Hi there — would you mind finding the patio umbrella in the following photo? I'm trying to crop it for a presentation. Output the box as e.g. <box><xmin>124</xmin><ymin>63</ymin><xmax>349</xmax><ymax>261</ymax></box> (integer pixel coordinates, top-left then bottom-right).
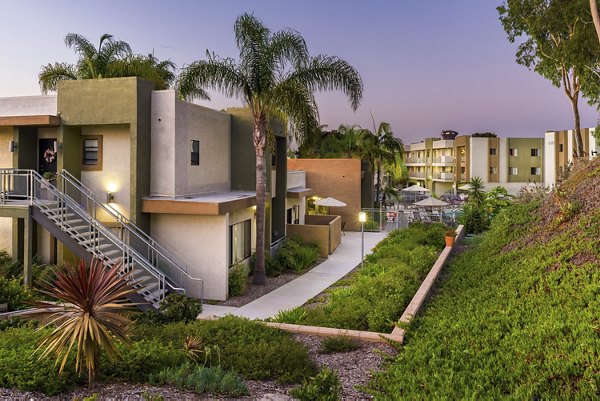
<box><xmin>458</xmin><ymin>183</ymin><xmax>472</xmax><ymax>191</ymax></box>
<box><xmin>402</xmin><ymin>184</ymin><xmax>430</xmax><ymax>192</ymax></box>
<box><xmin>413</xmin><ymin>197</ymin><xmax>449</xmax><ymax>207</ymax></box>
<box><xmin>314</xmin><ymin>196</ymin><xmax>347</xmax><ymax>214</ymax></box>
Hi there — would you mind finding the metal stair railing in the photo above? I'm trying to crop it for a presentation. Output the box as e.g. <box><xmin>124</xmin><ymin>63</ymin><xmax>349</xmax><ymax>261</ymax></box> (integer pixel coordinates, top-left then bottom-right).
<box><xmin>0</xmin><ymin>168</ymin><xmax>168</xmax><ymax>306</ymax></box>
<box><xmin>58</xmin><ymin>169</ymin><xmax>203</xmax><ymax>300</ymax></box>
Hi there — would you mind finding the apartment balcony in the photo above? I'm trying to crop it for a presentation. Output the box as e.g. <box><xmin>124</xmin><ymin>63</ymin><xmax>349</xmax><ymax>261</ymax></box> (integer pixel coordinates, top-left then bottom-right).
<box><xmin>432</xmin><ymin>155</ymin><xmax>455</xmax><ymax>165</ymax></box>
<box><xmin>405</xmin><ymin>157</ymin><xmax>426</xmax><ymax>165</ymax></box>
<box><xmin>408</xmin><ymin>171</ymin><xmax>426</xmax><ymax>179</ymax></box>
<box><xmin>433</xmin><ymin>172</ymin><xmax>454</xmax><ymax>181</ymax></box>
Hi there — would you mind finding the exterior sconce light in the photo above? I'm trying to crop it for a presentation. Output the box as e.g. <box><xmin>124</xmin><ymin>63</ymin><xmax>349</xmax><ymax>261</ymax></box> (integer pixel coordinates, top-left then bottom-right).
<box><xmin>8</xmin><ymin>141</ymin><xmax>16</xmax><ymax>152</ymax></box>
<box><xmin>54</xmin><ymin>141</ymin><xmax>63</xmax><ymax>153</ymax></box>
<box><xmin>358</xmin><ymin>211</ymin><xmax>367</xmax><ymax>223</ymax></box>
<box><xmin>106</xmin><ymin>192</ymin><xmax>114</xmax><ymax>203</ymax></box>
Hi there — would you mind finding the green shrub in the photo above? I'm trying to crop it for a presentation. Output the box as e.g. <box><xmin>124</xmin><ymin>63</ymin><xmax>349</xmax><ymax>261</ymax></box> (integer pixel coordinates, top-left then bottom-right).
<box><xmin>148</xmin><ymin>362</ymin><xmax>248</xmax><ymax>396</ymax></box>
<box><xmin>133</xmin><ymin>316</ymin><xmax>317</xmax><ymax>383</ymax></box>
<box><xmin>0</xmin><ymin>277</ymin><xmax>33</xmax><ymax>311</ymax></box>
<box><xmin>368</xmin><ymin>201</ymin><xmax>600</xmax><ymax>399</ymax></box>
<box><xmin>0</xmin><ymin>317</ymin><xmax>37</xmax><ymax>331</ymax></box>
<box><xmin>277</xmin><ymin>236</ymin><xmax>320</xmax><ymax>273</ymax></box>
<box><xmin>289</xmin><ymin>368</ymin><xmax>342</xmax><ymax>401</ymax></box>
<box><xmin>318</xmin><ymin>336</ymin><xmax>360</xmax><ymax>354</ymax></box>
<box><xmin>271</xmin><ymin>307</ymin><xmax>307</xmax><ymax>324</ymax></box>
<box><xmin>0</xmin><ymin>251</ymin><xmax>22</xmax><ymax>279</ymax></box>
<box><xmin>0</xmin><ymin>327</ymin><xmax>82</xmax><ymax>395</ymax></box>
<box><xmin>134</xmin><ymin>293</ymin><xmax>202</xmax><ymax>325</ymax></box>
<box><xmin>228</xmin><ymin>263</ymin><xmax>249</xmax><ymax>297</ymax></box>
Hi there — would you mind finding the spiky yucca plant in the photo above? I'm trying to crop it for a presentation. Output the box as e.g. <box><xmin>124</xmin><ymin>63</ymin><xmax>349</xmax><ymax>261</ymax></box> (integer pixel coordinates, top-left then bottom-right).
<box><xmin>25</xmin><ymin>258</ymin><xmax>137</xmax><ymax>387</ymax></box>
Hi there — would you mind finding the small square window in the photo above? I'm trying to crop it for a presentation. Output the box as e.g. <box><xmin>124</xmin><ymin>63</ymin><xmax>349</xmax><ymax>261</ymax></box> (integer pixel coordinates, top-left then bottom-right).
<box><xmin>191</xmin><ymin>140</ymin><xmax>199</xmax><ymax>166</ymax></box>
<box><xmin>531</xmin><ymin>148</ymin><xmax>539</xmax><ymax>157</ymax></box>
<box><xmin>82</xmin><ymin>136</ymin><xmax>102</xmax><ymax>171</ymax></box>
<box><xmin>530</xmin><ymin>167</ymin><xmax>540</xmax><ymax>175</ymax></box>
<box><xmin>509</xmin><ymin>167</ymin><xmax>518</xmax><ymax>175</ymax></box>
<box><xmin>489</xmin><ymin>148</ymin><xmax>497</xmax><ymax>156</ymax></box>
<box><xmin>509</xmin><ymin>148</ymin><xmax>518</xmax><ymax>156</ymax></box>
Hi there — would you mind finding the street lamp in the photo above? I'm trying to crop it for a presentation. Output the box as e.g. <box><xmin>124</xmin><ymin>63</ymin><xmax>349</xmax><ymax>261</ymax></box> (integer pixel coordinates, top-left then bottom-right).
<box><xmin>359</xmin><ymin>212</ymin><xmax>367</xmax><ymax>268</ymax></box>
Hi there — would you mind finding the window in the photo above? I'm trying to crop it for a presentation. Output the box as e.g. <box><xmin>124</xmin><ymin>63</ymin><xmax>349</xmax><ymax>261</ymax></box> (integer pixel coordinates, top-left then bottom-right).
<box><xmin>191</xmin><ymin>140</ymin><xmax>199</xmax><ymax>166</ymax></box>
<box><xmin>230</xmin><ymin>219</ymin><xmax>251</xmax><ymax>265</ymax></box>
<box><xmin>509</xmin><ymin>148</ymin><xmax>518</xmax><ymax>156</ymax></box>
<box><xmin>82</xmin><ymin>136</ymin><xmax>102</xmax><ymax>170</ymax></box>
<box><xmin>489</xmin><ymin>167</ymin><xmax>497</xmax><ymax>175</ymax></box>
<box><xmin>531</xmin><ymin>148</ymin><xmax>539</xmax><ymax>157</ymax></box>
<box><xmin>559</xmin><ymin>144</ymin><xmax>564</xmax><ymax>152</ymax></box>
<box><xmin>509</xmin><ymin>167</ymin><xmax>518</xmax><ymax>175</ymax></box>
<box><xmin>489</xmin><ymin>148</ymin><xmax>497</xmax><ymax>156</ymax></box>
<box><xmin>530</xmin><ymin>167</ymin><xmax>541</xmax><ymax>175</ymax></box>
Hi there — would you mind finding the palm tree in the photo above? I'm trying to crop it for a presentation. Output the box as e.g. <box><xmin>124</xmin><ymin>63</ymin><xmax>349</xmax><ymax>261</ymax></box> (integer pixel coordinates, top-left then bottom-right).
<box><xmin>177</xmin><ymin>13</ymin><xmax>363</xmax><ymax>284</ymax></box>
<box><xmin>359</xmin><ymin>121</ymin><xmax>404</xmax><ymax>207</ymax></box>
<box><xmin>39</xmin><ymin>33</ymin><xmax>175</xmax><ymax>92</ymax></box>
<box><xmin>467</xmin><ymin>176</ymin><xmax>486</xmax><ymax>206</ymax></box>
<box><xmin>25</xmin><ymin>258</ymin><xmax>137</xmax><ymax>387</ymax></box>
<box><xmin>381</xmin><ymin>185</ymin><xmax>401</xmax><ymax>207</ymax></box>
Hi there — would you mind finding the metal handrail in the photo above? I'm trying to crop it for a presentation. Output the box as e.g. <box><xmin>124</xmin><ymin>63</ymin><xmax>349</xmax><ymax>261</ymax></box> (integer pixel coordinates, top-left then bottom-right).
<box><xmin>58</xmin><ymin>169</ymin><xmax>202</xmax><ymax>299</ymax></box>
<box><xmin>0</xmin><ymin>168</ymin><xmax>169</xmax><ymax>302</ymax></box>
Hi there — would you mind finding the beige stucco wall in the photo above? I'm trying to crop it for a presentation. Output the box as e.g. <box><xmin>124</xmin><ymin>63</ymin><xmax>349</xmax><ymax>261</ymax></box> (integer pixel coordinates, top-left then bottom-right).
<box><xmin>286</xmin><ymin>223</ymin><xmax>330</xmax><ymax>257</ymax></box>
<box><xmin>0</xmin><ymin>218</ymin><xmax>10</xmax><ymax>254</ymax></box>
<box><xmin>151</xmin><ymin>91</ymin><xmax>231</xmax><ymax>197</ymax></box>
<box><xmin>287</xmin><ymin>158</ymin><xmax>362</xmax><ymax>231</ymax></box>
<box><xmin>0</xmin><ymin>127</ymin><xmax>12</xmax><ymax>168</ymax></box>
<box><xmin>150</xmin><ymin>213</ymin><xmax>228</xmax><ymax>300</ymax></box>
<box><xmin>80</xmin><ymin>125</ymin><xmax>131</xmax><ymax>219</ymax></box>
<box><xmin>36</xmin><ymin>224</ymin><xmax>53</xmax><ymax>264</ymax></box>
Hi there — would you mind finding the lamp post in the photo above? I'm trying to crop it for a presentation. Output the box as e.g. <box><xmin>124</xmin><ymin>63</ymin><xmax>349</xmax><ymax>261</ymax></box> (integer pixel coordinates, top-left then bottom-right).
<box><xmin>359</xmin><ymin>211</ymin><xmax>366</xmax><ymax>268</ymax></box>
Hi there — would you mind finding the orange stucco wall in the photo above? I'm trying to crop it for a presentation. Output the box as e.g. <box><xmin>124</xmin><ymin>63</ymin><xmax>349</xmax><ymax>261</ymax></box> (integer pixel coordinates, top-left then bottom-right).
<box><xmin>288</xmin><ymin>158</ymin><xmax>362</xmax><ymax>231</ymax></box>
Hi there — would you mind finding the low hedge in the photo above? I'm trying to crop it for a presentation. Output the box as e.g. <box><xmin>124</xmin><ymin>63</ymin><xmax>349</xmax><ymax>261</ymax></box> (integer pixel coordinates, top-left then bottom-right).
<box><xmin>273</xmin><ymin>223</ymin><xmax>447</xmax><ymax>332</ymax></box>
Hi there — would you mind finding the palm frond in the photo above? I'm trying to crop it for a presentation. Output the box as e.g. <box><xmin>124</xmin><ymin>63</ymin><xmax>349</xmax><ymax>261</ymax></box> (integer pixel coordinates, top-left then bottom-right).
<box><xmin>177</xmin><ymin>58</ymin><xmax>247</xmax><ymax>101</ymax></box>
<box><xmin>286</xmin><ymin>55</ymin><xmax>363</xmax><ymax>110</ymax></box>
<box><xmin>268</xmin><ymin>79</ymin><xmax>319</xmax><ymax>143</ymax></box>
<box><xmin>38</xmin><ymin>62</ymin><xmax>78</xmax><ymax>93</ymax></box>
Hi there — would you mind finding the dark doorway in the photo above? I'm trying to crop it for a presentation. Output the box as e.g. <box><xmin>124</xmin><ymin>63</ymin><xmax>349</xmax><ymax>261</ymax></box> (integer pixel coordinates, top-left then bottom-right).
<box><xmin>39</xmin><ymin>138</ymin><xmax>57</xmax><ymax>175</ymax></box>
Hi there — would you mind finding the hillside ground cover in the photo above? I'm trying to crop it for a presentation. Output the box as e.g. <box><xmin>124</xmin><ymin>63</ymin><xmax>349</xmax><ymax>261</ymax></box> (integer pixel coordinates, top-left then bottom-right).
<box><xmin>368</xmin><ymin>159</ymin><xmax>600</xmax><ymax>399</ymax></box>
<box><xmin>273</xmin><ymin>223</ymin><xmax>447</xmax><ymax>332</ymax></box>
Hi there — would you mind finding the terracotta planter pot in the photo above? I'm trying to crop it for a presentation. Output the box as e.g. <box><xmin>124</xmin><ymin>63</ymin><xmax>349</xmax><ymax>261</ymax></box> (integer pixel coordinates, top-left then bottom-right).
<box><xmin>444</xmin><ymin>236</ymin><xmax>455</xmax><ymax>247</ymax></box>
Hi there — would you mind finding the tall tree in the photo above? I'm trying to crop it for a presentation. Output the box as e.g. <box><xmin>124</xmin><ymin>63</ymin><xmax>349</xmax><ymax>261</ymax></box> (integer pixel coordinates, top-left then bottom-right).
<box><xmin>177</xmin><ymin>13</ymin><xmax>362</xmax><ymax>285</ymax></box>
<box><xmin>498</xmin><ymin>0</ymin><xmax>600</xmax><ymax>157</ymax></box>
<box><xmin>591</xmin><ymin>0</ymin><xmax>600</xmax><ymax>44</ymax></box>
<box><xmin>39</xmin><ymin>33</ymin><xmax>175</xmax><ymax>92</ymax></box>
<box><xmin>359</xmin><ymin>122</ymin><xmax>404</xmax><ymax>207</ymax></box>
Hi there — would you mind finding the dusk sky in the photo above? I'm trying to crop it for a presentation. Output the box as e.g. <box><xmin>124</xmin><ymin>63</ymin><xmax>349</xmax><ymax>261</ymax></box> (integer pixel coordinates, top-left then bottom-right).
<box><xmin>1</xmin><ymin>0</ymin><xmax>598</xmax><ymax>143</ymax></box>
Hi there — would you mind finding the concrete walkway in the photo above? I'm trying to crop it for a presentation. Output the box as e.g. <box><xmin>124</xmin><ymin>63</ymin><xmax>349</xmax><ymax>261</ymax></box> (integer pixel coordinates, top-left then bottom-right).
<box><xmin>200</xmin><ymin>230</ymin><xmax>387</xmax><ymax>320</ymax></box>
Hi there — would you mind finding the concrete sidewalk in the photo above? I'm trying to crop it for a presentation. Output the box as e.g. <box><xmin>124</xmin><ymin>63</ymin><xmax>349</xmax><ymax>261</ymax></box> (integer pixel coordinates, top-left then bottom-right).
<box><xmin>200</xmin><ymin>230</ymin><xmax>387</xmax><ymax>320</ymax></box>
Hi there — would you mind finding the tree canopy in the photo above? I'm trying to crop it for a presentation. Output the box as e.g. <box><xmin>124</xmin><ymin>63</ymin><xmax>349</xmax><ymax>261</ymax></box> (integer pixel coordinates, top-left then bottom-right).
<box><xmin>498</xmin><ymin>0</ymin><xmax>600</xmax><ymax>156</ymax></box>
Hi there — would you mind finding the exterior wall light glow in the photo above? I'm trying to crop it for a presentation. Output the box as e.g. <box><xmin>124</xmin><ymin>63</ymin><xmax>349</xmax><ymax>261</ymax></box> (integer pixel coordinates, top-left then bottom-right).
<box><xmin>106</xmin><ymin>192</ymin><xmax>114</xmax><ymax>203</ymax></box>
<box><xmin>358</xmin><ymin>212</ymin><xmax>367</xmax><ymax>223</ymax></box>
<box><xmin>106</xmin><ymin>183</ymin><xmax>117</xmax><ymax>203</ymax></box>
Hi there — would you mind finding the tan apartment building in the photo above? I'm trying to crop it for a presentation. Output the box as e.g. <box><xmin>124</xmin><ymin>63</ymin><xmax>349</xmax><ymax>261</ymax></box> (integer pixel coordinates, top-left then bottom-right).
<box><xmin>544</xmin><ymin>128</ymin><xmax>598</xmax><ymax>187</ymax></box>
<box><xmin>405</xmin><ymin>134</ymin><xmax>544</xmax><ymax>196</ymax></box>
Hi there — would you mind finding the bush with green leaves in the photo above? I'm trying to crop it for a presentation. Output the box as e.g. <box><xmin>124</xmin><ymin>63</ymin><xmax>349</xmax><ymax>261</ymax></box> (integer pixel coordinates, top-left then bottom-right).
<box><xmin>228</xmin><ymin>263</ymin><xmax>249</xmax><ymax>297</ymax></box>
<box><xmin>368</xmin><ymin>200</ymin><xmax>600</xmax><ymax>399</ymax></box>
<box><xmin>0</xmin><ymin>327</ymin><xmax>82</xmax><ymax>395</ymax></box>
<box><xmin>318</xmin><ymin>336</ymin><xmax>360</xmax><ymax>354</ymax></box>
<box><xmin>148</xmin><ymin>362</ymin><xmax>248</xmax><ymax>396</ymax></box>
<box><xmin>277</xmin><ymin>236</ymin><xmax>320</xmax><ymax>273</ymax></box>
<box><xmin>0</xmin><ymin>276</ymin><xmax>33</xmax><ymax>311</ymax></box>
<box><xmin>289</xmin><ymin>368</ymin><xmax>342</xmax><ymax>401</ymax></box>
<box><xmin>135</xmin><ymin>293</ymin><xmax>203</xmax><ymax>324</ymax></box>
<box><xmin>133</xmin><ymin>316</ymin><xmax>317</xmax><ymax>383</ymax></box>
<box><xmin>274</xmin><ymin>223</ymin><xmax>446</xmax><ymax>332</ymax></box>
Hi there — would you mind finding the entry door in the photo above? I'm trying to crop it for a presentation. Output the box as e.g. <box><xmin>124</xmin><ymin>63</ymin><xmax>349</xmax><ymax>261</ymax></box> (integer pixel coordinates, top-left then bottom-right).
<box><xmin>39</xmin><ymin>138</ymin><xmax>57</xmax><ymax>175</ymax></box>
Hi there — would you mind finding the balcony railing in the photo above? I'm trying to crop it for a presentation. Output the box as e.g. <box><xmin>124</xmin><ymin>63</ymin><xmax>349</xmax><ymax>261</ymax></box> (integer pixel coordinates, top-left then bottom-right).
<box><xmin>433</xmin><ymin>156</ymin><xmax>455</xmax><ymax>164</ymax></box>
<box><xmin>408</xmin><ymin>171</ymin><xmax>426</xmax><ymax>178</ymax></box>
<box><xmin>405</xmin><ymin>158</ymin><xmax>426</xmax><ymax>164</ymax></box>
<box><xmin>434</xmin><ymin>172</ymin><xmax>455</xmax><ymax>181</ymax></box>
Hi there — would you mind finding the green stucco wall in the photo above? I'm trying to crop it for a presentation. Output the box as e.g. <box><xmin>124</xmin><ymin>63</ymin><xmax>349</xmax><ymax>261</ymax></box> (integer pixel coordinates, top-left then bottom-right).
<box><xmin>507</xmin><ymin>138</ymin><xmax>544</xmax><ymax>183</ymax></box>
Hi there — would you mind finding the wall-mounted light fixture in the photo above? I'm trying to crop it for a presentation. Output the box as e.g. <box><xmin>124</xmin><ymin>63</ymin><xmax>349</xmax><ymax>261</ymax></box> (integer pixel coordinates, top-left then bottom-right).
<box><xmin>53</xmin><ymin>141</ymin><xmax>63</xmax><ymax>153</ymax></box>
<box><xmin>106</xmin><ymin>183</ymin><xmax>117</xmax><ymax>204</ymax></box>
<box><xmin>106</xmin><ymin>192</ymin><xmax>114</xmax><ymax>203</ymax></box>
<box><xmin>592</xmin><ymin>150</ymin><xmax>598</xmax><ymax>157</ymax></box>
<box><xmin>8</xmin><ymin>141</ymin><xmax>16</xmax><ymax>152</ymax></box>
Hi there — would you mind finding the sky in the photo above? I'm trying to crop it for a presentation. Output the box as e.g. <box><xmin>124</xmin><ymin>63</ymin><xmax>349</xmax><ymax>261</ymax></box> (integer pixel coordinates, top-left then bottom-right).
<box><xmin>0</xmin><ymin>0</ymin><xmax>598</xmax><ymax>143</ymax></box>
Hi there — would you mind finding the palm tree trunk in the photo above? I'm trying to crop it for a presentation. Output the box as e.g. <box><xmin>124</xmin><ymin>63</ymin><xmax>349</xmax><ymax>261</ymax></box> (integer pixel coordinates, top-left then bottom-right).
<box><xmin>253</xmin><ymin>115</ymin><xmax>267</xmax><ymax>285</ymax></box>
<box><xmin>375</xmin><ymin>160</ymin><xmax>382</xmax><ymax>207</ymax></box>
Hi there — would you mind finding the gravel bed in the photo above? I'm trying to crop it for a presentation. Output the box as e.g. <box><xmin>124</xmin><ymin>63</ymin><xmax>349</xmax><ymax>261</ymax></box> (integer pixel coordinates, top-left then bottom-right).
<box><xmin>0</xmin><ymin>335</ymin><xmax>395</xmax><ymax>400</ymax></box>
<box><xmin>217</xmin><ymin>273</ymin><xmax>300</xmax><ymax>307</ymax></box>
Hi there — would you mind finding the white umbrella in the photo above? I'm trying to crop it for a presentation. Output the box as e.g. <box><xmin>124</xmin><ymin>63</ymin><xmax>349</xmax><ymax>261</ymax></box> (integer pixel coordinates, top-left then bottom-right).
<box><xmin>314</xmin><ymin>197</ymin><xmax>347</xmax><ymax>207</ymax></box>
<box><xmin>414</xmin><ymin>197</ymin><xmax>449</xmax><ymax>207</ymax></box>
<box><xmin>402</xmin><ymin>184</ymin><xmax>430</xmax><ymax>192</ymax></box>
<box><xmin>458</xmin><ymin>184</ymin><xmax>472</xmax><ymax>191</ymax></box>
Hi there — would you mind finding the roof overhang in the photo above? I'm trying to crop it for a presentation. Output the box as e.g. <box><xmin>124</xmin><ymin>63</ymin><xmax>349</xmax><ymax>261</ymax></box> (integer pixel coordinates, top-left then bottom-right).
<box><xmin>0</xmin><ymin>115</ymin><xmax>61</xmax><ymax>127</ymax></box>
<box><xmin>286</xmin><ymin>186</ymin><xmax>314</xmax><ymax>198</ymax></box>
<box><xmin>142</xmin><ymin>191</ymin><xmax>257</xmax><ymax>215</ymax></box>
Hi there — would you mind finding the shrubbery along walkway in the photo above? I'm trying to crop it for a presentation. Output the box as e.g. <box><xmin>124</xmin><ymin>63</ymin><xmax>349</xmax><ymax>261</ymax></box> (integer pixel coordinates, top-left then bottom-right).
<box><xmin>200</xmin><ymin>231</ymin><xmax>387</xmax><ymax>320</ymax></box>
